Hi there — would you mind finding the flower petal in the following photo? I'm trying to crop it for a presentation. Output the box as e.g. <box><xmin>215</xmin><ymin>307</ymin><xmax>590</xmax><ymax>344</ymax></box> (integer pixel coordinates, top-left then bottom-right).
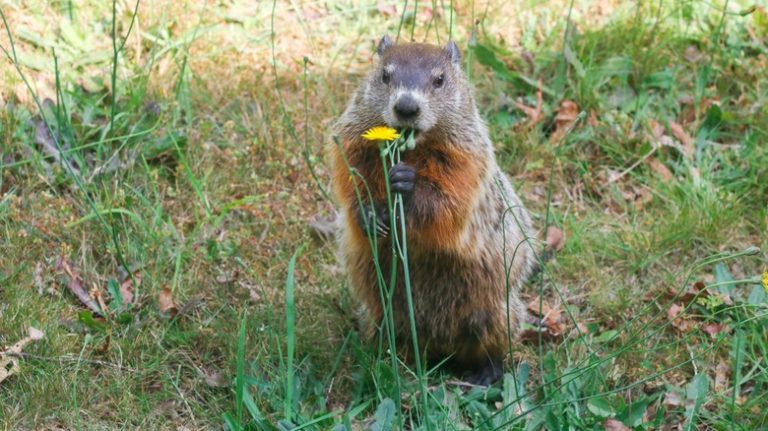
<box><xmin>362</xmin><ymin>126</ymin><xmax>400</xmax><ymax>141</ymax></box>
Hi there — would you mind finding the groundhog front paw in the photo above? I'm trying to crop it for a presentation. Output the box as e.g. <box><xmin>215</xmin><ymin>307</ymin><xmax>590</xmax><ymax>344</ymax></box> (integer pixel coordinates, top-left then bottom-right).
<box><xmin>357</xmin><ymin>203</ymin><xmax>390</xmax><ymax>238</ymax></box>
<box><xmin>389</xmin><ymin>162</ymin><xmax>416</xmax><ymax>196</ymax></box>
<box><xmin>462</xmin><ymin>357</ymin><xmax>503</xmax><ymax>387</ymax></box>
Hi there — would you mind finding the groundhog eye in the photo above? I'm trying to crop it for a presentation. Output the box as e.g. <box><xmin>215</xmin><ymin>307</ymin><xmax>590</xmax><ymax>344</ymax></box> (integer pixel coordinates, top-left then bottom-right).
<box><xmin>433</xmin><ymin>73</ymin><xmax>445</xmax><ymax>88</ymax></box>
<box><xmin>381</xmin><ymin>70</ymin><xmax>391</xmax><ymax>84</ymax></box>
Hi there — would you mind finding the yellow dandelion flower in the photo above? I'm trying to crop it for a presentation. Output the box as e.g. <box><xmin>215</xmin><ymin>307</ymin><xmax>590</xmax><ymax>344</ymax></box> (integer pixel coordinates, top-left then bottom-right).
<box><xmin>362</xmin><ymin>126</ymin><xmax>400</xmax><ymax>142</ymax></box>
<box><xmin>763</xmin><ymin>271</ymin><xmax>768</xmax><ymax>294</ymax></box>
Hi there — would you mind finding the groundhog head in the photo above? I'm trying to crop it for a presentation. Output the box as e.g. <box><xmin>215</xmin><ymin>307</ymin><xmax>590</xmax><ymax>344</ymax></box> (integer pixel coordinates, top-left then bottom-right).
<box><xmin>363</xmin><ymin>35</ymin><xmax>464</xmax><ymax>134</ymax></box>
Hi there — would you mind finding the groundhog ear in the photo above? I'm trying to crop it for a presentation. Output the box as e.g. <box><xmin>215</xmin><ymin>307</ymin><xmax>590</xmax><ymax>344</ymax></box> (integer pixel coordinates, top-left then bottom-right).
<box><xmin>377</xmin><ymin>35</ymin><xmax>393</xmax><ymax>56</ymax></box>
<box><xmin>445</xmin><ymin>41</ymin><xmax>461</xmax><ymax>67</ymax></box>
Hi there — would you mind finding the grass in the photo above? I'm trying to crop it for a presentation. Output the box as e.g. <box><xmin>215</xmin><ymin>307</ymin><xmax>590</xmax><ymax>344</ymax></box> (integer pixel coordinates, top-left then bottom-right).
<box><xmin>1</xmin><ymin>0</ymin><xmax>767</xmax><ymax>429</ymax></box>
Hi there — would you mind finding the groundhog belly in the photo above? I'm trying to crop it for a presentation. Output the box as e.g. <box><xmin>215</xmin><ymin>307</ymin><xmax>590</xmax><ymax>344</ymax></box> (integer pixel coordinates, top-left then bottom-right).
<box><xmin>382</xmin><ymin>246</ymin><xmax>518</xmax><ymax>364</ymax></box>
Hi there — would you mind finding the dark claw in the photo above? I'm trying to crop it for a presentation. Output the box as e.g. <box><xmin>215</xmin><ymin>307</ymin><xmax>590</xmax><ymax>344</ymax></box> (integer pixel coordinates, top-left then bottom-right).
<box><xmin>463</xmin><ymin>357</ymin><xmax>503</xmax><ymax>387</ymax></box>
<box><xmin>357</xmin><ymin>204</ymin><xmax>390</xmax><ymax>238</ymax></box>
<box><xmin>389</xmin><ymin>162</ymin><xmax>416</xmax><ymax>195</ymax></box>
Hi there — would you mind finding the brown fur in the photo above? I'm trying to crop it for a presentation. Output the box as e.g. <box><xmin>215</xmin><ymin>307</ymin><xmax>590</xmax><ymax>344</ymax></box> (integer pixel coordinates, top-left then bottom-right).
<box><xmin>329</xmin><ymin>39</ymin><xmax>536</xmax><ymax>377</ymax></box>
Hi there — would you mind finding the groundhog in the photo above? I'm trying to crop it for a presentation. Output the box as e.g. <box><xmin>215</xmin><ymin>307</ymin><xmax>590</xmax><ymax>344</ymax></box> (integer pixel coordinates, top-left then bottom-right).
<box><xmin>329</xmin><ymin>35</ymin><xmax>536</xmax><ymax>385</ymax></box>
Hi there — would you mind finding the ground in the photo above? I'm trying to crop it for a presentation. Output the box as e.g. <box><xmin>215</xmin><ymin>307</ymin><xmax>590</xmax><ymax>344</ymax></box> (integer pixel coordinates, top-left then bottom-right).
<box><xmin>1</xmin><ymin>0</ymin><xmax>767</xmax><ymax>430</ymax></box>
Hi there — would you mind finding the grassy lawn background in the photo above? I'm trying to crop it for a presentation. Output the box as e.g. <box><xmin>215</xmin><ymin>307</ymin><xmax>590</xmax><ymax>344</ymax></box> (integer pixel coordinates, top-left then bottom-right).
<box><xmin>1</xmin><ymin>0</ymin><xmax>766</xmax><ymax>429</ymax></box>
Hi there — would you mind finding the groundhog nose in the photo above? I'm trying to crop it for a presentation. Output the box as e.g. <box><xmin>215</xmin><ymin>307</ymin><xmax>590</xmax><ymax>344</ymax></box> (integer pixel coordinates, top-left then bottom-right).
<box><xmin>394</xmin><ymin>95</ymin><xmax>420</xmax><ymax>121</ymax></box>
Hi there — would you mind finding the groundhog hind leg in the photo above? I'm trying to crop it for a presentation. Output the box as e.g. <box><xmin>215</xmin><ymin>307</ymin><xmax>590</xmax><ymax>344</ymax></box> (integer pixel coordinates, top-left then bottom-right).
<box><xmin>453</xmin><ymin>309</ymin><xmax>506</xmax><ymax>386</ymax></box>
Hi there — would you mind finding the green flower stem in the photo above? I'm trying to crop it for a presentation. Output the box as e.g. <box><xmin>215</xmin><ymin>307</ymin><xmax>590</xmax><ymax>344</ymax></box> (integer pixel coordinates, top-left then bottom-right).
<box><xmin>380</xmin><ymin>130</ymin><xmax>430</xmax><ymax>430</ymax></box>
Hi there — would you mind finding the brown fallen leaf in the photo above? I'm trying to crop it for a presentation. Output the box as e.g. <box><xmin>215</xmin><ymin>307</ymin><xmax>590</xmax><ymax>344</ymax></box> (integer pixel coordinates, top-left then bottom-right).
<box><xmin>56</xmin><ymin>257</ymin><xmax>103</xmax><ymax>315</ymax></box>
<box><xmin>648</xmin><ymin>119</ymin><xmax>665</xmax><ymax>140</ymax></box>
<box><xmin>612</xmin><ymin>183</ymin><xmax>653</xmax><ymax>210</ymax></box>
<box><xmin>527</xmin><ymin>298</ymin><xmax>554</xmax><ymax>316</ymax></box>
<box><xmin>204</xmin><ymin>370</ymin><xmax>230</xmax><ymax>388</ymax></box>
<box><xmin>0</xmin><ymin>327</ymin><xmax>45</xmax><ymax>384</ymax></box>
<box><xmin>158</xmin><ymin>287</ymin><xmax>178</xmax><ymax>315</ymax></box>
<box><xmin>91</xmin><ymin>286</ymin><xmax>108</xmax><ymax>314</ymax></box>
<box><xmin>669</xmin><ymin>121</ymin><xmax>694</xmax><ymax>158</ymax></box>
<box><xmin>665</xmin><ymin>280</ymin><xmax>710</xmax><ymax>304</ymax></box>
<box><xmin>216</xmin><ymin>270</ymin><xmax>239</xmax><ymax>285</ymax></box>
<box><xmin>34</xmin><ymin>119</ymin><xmax>80</xmax><ymax>175</ymax></box>
<box><xmin>664</xmin><ymin>390</ymin><xmax>683</xmax><ymax>407</ymax></box>
<box><xmin>116</xmin><ymin>270</ymin><xmax>141</xmax><ymax>309</ymax></box>
<box><xmin>33</xmin><ymin>262</ymin><xmax>45</xmax><ymax>296</ymax></box>
<box><xmin>648</xmin><ymin>158</ymin><xmax>674</xmax><ymax>181</ymax></box>
<box><xmin>701</xmin><ymin>323</ymin><xmax>727</xmax><ymax>338</ymax></box>
<box><xmin>550</xmin><ymin>100</ymin><xmax>580</xmax><ymax>142</ymax></box>
<box><xmin>521</xmin><ymin>52</ymin><xmax>535</xmax><ymax>74</ymax></box>
<box><xmin>515</xmin><ymin>80</ymin><xmax>544</xmax><ymax>129</ymax></box>
<box><xmin>604</xmin><ymin>419</ymin><xmax>630</xmax><ymax>431</ymax></box>
<box><xmin>376</xmin><ymin>1</ymin><xmax>397</xmax><ymax>17</ymax></box>
<box><xmin>418</xmin><ymin>5</ymin><xmax>435</xmax><ymax>21</ymax></box>
<box><xmin>525</xmin><ymin>299</ymin><xmax>567</xmax><ymax>337</ymax></box>
<box><xmin>28</xmin><ymin>327</ymin><xmax>45</xmax><ymax>340</ymax></box>
<box><xmin>588</xmin><ymin>110</ymin><xmax>599</xmax><ymax>127</ymax></box>
<box><xmin>667</xmin><ymin>303</ymin><xmax>694</xmax><ymax>332</ymax></box>
<box><xmin>544</xmin><ymin>313</ymin><xmax>566</xmax><ymax>336</ymax></box>
<box><xmin>240</xmin><ymin>281</ymin><xmax>262</xmax><ymax>303</ymax></box>
<box><xmin>575</xmin><ymin>322</ymin><xmax>589</xmax><ymax>334</ymax></box>
<box><xmin>546</xmin><ymin>226</ymin><xmax>565</xmax><ymax>252</ymax></box>
<box><xmin>667</xmin><ymin>303</ymin><xmax>682</xmax><ymax>320</ymax></box>
<box><xmin>714</xmin><ymin>361</ymin><xmax>730</xmax><ymax>392</ymax></box>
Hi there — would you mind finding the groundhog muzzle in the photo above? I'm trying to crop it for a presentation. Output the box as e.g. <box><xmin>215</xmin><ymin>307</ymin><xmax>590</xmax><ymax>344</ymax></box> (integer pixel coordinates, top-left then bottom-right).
<box><xmin>330</xmin><ymin>35</ymin><xmax>536</xmax><ymax>385</ymax></box>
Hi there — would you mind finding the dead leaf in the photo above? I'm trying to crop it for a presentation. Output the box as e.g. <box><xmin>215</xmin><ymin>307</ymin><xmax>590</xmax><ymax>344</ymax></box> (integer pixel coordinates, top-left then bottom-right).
<box><xmin>56</xmin><ymin>257</ymin><xmax>103</xmax><ymax>315</ymax></box>
<box><xmin>588</xmin><ymin>110</ymin><xmax>599</xmax><ymax>127</ymax></box>
<box><xmin>376</xmin><ymin>1</ymin><xmax>397</xmax><ymax>17</ymax></box>
<box><xmin>667</xmin><ymin>303</ymin><xmax>694</xmax><ymax>332</ymax></box>
<box><xmin>576</xmin><ymin>322</ymin><xmax>589</xmax><ymax>334</ymax></box>
<box><xmin>240</xmin><ymin>281</ymin><xmax>262</xmax><ymax>303</ymax></box>
<box><xmin>684</xmin><ymin>45</ymin><xmax>702</xmax><ymax>63</ymax></box>
<box><xmin>204</xmin><ymin>370</ymin><xmax>230</xmax><ymax>388</ymax></box>
<box><xmin>669</xmin><ymin>122</ymin><xmax>694</xmax><ymax>158</ymax></box>
<box><xmin>418</xmin><ymin>5</ymin><xmax>435</xmax><ymax>21</ymax></box>
<box><xmin>525</xmin><ymin>299</ymin><xmax>567</xmax><ymax>337</ymax></box>
<box><xmin>665</xmin><ymin>280</ymin><xmax>710</xmax><ymax>304</ymax></box>
<box><xmin>91</xmin><ymin>286</ymin><xmax>108</xmax><ymax>314</ymax></box>
<box><xmin>515</xmin><ymin>81</ymin><xmax>543</xmax><ymax>128</ymax></box>
<box><xmin>546</xmin><ymin>226</ymin><xmax>565</xmax><ymax>252</ymax></box>
<box><xmin>28</xmin><ymin>326</ymin><xmax>45</xmax><ymax>340</ymax></box>
<box><xmin>527</xmin><ymin>299</ymin><xmax>554</xmax><ymax>316</ymax></box>
<box><xmin>714</xmin><ymin>362</ymin><xmax>729</xmax><ymax>392</ymax></box>
<box><xmin>648</xmin><ymin>119</ymin><xmax>665</xmax><ymax>140</ymax></box>
<box><xmin>646</xmin><ymin>119</ymin><xmax>677</xmax><ymax>151</ymax></box>
<box><xmin>550</xmin><ymin>100</ymin><xmax>580</xmax><ymax>142</ymax></box>
<box><xmin>0</xmin><ymin>327</ymin><xmax>45</xmax><ymax>384</ymax></box>
<box><xmin>664</xmin><ymin>390</ymin><xmax>683</xmax><ymax>407</ymax></box>
<box><xmin>521</xmin><ymin>52</ymin><xmax>535</xmax><ymax>73</ymax></box>
<box><xmin>119</xmin><ymin>272</ymin><xmax>139</xmax><ymax>308</ymax></box>
<box><xmin>604</xmin><ymin>419</ymin><xmax>630</xmax><ymax>431</ymax></box>
<box><xmin>34</xmin><ymin>119</ymin><xmax>80</xmax><ymax>175</ymax></box>
<box><xmin>158</xmin><ymin>287</ymin><xmax>177</xmax><ymax>315</ymax></box>
<box><xmin>667</xmin><ymin>303</ymin><xmax>682</xmax><ymax>320</ymax></box>
<box><xmin>33</xmin><ymin>262</ymin><xmax>45</xmax><ymax>296</ymax></box>
<box><xmin>618</xmin><ymin>185</ymin><xmax>653</xmax><ymax>210</ymax></box>
<box><xmin>215</xmin><ymin>270</ymin><xmax>238</xmax><ymax>285</ymax></box>
<box><xmin>701</xmin><ymin>323</ymin><xmax>727</xmax><ymax>338</ymax></box>
<box><xmin>648</xmin><ymin>158</ymin><xmax>673</xmax><ymax>181</ymax></box>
